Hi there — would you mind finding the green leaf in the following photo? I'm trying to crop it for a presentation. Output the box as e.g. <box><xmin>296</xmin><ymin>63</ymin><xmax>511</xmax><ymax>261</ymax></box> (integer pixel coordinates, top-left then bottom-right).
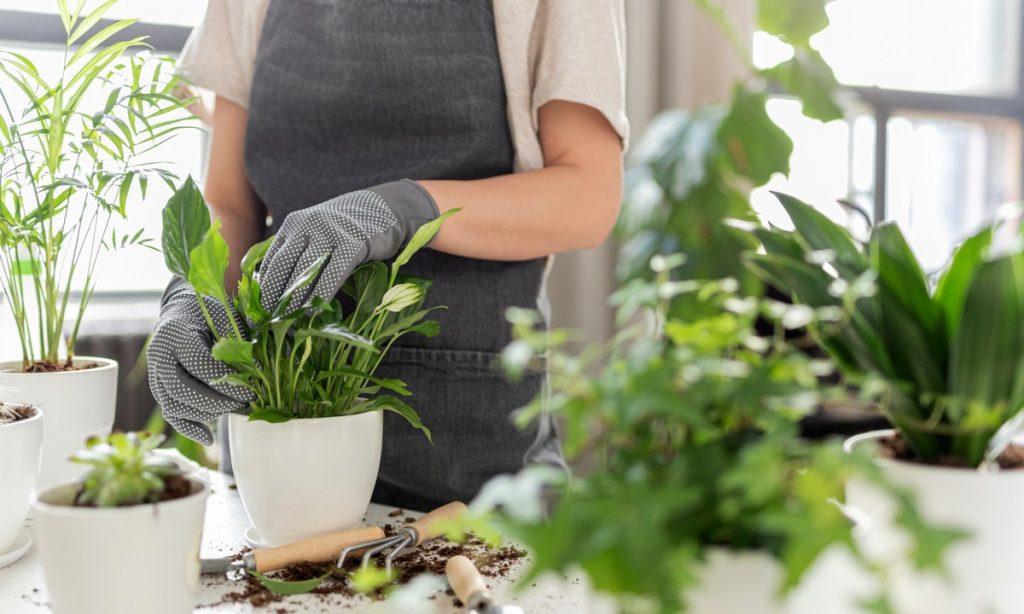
<box><xmin>315</xmin><ymin>366</ymin><xmax>412</xmax><ymax>396</ymax></box>
<box><xmin>161</xmin><ymin>177</ymin><xmax>211</xmax><ymax>280</ymax></box>
<box><xmin>950</xmin><ymin>254</ymin><xmax>1024</xmax><ymax>412</ymax></box>
<box><xmin>248</xmin><ymin>410</ymin><xmax>294</xmax><ymax>424</ymax></box>
<box><xmin>211</xmin><ymin>338</ymin><xmax>254</xmax><ymax>367</ymax></box>
<box><xmin>717</xmin><ymin>85</ymin><xmax>793</xmax><ymax>185</ymax></box>
<box><xmin>349</xmin><ymin>565</ymin><xmax>393</xmax><ymax>594</ymax></box>
<box><xmin>241</xmin><ymin>235</ymin><xmax>274</xmax><ymax>279</ymax></box>
<box><xmin>271</xmin><ymin>254</ymin><xmax>328</xmax><ymax>318</ymax></box>
<box><xmin>757</xmin><ymin>0</ymin><xmax>830</xmax><ymax>47</ymax></box>
<box><xmin>250</xmin><ymin>571</ymin><xmax>329</xmax><ymax>595</ymax></box>
<box><xmin>391</xmin><ymin>208</ymin><xmax>460</xmax><ymax>279</ymax></box>
<box><xmin>765</xmin><ymin>49</ymin><xmax>844</xmax><ymax>122</ymax></box>
<box><xmin>67</xmin><ymin>0</ymin><xmax>119</xmax><ymax>45</ymax></box>
<box><xmin>352</xmin><ymin>395</ymin><xmax>431</xmax><ymax>443</ymax></box>
<box><xmin>295</xmin><ymin>324</ymin><xmax>378</xmax><ymax>352</ymax></box>
<box><xmin>773</xmin><ymin>191</ymin><xmax>867</xmax><ymax>277</ymax></box>
<box><xmin>346</xmin><ymin>261</ymin><xmax>390</xmax><ymax>324</ymax></box>
<box><xmin>187</xmin><ymin>220</ymin><xmax>229</xmax><ymax>302</ymax></box>
<box><xmin>68</xmin><ymin>18</ymin><xmax>137</xmax><ymax>67</ymax></box>
<box><xmin>935</xmin><ymin>227</ymin><xmax>992</xmax><ymax>341</ymax></box>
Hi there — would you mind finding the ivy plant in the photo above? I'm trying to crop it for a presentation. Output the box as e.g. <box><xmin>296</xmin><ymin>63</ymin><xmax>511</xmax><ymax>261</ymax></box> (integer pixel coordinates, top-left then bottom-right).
<box><xmin>744</xmin><ymin>192</ymin><xmax>1024</xmax><ymax>468</ymax></box>
<box><xmin>0</xmin><ymin>0</ymin><xmax>192</xmax><ymax>369</ymax></box>
<box><xmin>71</xmin><ymin>431</ymin><xmax>184</xmax><ymax>508</ymax></box>
<box><xmin>487</xmin><ymin>256</ymin><xmax>964</xmax><ymax>613</ymax></box>
<box><xmin>616</xmin><ymin>0</ymin><xmax>844</xmax><ymax>320</ymax></box>
<box><xmin>160</xmin><ymin>178</ymin><xmax>455</xmax><ymax>439</ymax></box>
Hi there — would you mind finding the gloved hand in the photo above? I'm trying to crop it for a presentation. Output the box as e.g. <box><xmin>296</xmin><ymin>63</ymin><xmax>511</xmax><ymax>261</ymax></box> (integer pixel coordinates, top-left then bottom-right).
<box><xmin>147</xmin><ymin>279</ymin><xmax>255</xmax><ymax>444</ymax></box>
<box><xmin>258</xmin><ymin>179</ymin><xmax>439</xmax><ymax>313</ymax></box>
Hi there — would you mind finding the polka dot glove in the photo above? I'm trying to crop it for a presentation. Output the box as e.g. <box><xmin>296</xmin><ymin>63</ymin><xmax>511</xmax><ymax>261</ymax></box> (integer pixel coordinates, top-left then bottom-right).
<box><xmin>258</xmin><ymin>179</ymin><xmax>439</xmax><ymax>313</ymax></box>
<box><xmin>147</xmin><ymin>278</ymin><xmax>256</xmax><ymax>445</ymax></box>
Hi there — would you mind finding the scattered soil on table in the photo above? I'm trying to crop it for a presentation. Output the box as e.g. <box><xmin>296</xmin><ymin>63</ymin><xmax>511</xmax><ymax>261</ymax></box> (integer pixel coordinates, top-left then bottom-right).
<box><xmin>211</xmin><ymin>533</ymin><xmax>527</xmax><ymax>610</ymax></box>
<box><xmin>387</xmin><ymin>509</ymin><xmax>405</xmax><ymax>517</ymax></box>
<box><xmin>0</xmin><ymin>403</ymin><xmax>36</xmax><ymax>426</ymax></box>
<box><xmin>880</xmin><ymin>432</ymin><xmax>1024</xmax><ymax>470</ymax></box>
<box><xmin>71</xmin><ymin>473</ymin><xmax>194</xmax><ymax>507</ymax></box>
<box><xmin>16</xmin><ymin>360</ymin><xmax>99</xmax><ymax>373</ymax></box>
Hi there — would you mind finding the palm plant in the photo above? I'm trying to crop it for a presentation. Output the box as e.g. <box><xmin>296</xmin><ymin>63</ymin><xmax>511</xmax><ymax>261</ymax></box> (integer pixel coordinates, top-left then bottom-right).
<box><xmin>744</xmin><ymin>192</ymin><xmax>1024</xmax><ymax>467</ymax></box>
<box><xmin>0</xmin><ymin>0</ymin><xmax>192</xmax><ymax>370</ymax></box>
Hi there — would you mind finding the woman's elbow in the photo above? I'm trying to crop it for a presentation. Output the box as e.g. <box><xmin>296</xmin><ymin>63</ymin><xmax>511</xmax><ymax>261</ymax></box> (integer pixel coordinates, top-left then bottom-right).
<box><xmin>576</xmin><ymin>173</ymin><xmax>623</xmax><ymax>250</ymax></box>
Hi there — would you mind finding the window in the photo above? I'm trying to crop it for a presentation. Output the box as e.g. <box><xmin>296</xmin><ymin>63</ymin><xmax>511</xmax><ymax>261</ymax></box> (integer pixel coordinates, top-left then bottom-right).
<box><xmin>751</xmin><ymin>0</ymin><xmax>1024</xmax><ymax>273</ymax></box>
<box><xmin>0</xmin><ymin>2</ymin><xmax>205</xmax><ymax>293</ymax></box>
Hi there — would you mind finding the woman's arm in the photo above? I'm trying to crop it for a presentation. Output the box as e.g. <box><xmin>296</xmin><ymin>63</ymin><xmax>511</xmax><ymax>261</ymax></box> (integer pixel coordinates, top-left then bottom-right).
<box><xmin>422</xmin><ymin>100</ymin><xmax>624</xmax><ymax>260</ymax></box>
<box><xmin>204</xmin><ymin>96</ymin><xmax>267</xmax><ymax>292</ymax></box>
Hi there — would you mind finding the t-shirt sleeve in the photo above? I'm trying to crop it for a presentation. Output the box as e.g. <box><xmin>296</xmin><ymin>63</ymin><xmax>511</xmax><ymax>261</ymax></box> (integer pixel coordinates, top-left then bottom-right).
<box><xmin>531</xmin><ymin>0</ymin><xmax>630</xmax><ymax>149</ymax></box>
<box><xmin>177</xmin><ymin>0</ymin><xmax>263</xmax><ymax>109</ymax></box>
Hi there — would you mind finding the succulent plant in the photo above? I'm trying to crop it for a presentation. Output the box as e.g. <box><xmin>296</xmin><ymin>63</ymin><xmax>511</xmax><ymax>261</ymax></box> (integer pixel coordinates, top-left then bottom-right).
<box><xmin>71</xmin><ymin>432</ymin><xmax>185</xmax><ymax>507</ymax></box>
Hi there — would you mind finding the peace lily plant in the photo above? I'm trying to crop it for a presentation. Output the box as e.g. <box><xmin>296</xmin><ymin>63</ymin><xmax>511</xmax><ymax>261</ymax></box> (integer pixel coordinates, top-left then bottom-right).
<box><xmin>744</xmin><ymin>193</ymin><xmax>1024</xmax><ymax>613</ymax></box>
<box><xmin>161</xmin><ymin>178</ymin><xmax>454</xmax><ymax>545</ymax></box>
<box><xmin>0</xmin><ymin>0</ymin><xmax>192</xmax><ymax>486</ymax></box>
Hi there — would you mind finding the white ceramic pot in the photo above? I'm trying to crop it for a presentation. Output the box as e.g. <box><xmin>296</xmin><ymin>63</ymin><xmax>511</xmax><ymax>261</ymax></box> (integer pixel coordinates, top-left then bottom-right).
<box><xmin>587</xmin><ymin>549</ymin><xmax>788</xmax><ymax>613</ymax></box>
<box><xmin>0</xmin><ymin>407</ymin><xmax>43</xmax><ymax>552</ymax></box>
<box><xmin>229</xmin><ymin>410</ymin><xmax>383</xmax><ymax>546</ymax></box>
<box><xmin>845</xmin><ymin>429</ymin><xmax>1024</xmax><ymax>614</ymax></box>
<box><xmin>0</xmin><ymin>357</ymin><xmax>118</xmax><ymax>488</ymax></box>
<box><xmin>32</xmin><ymin>479</ymin><xmax>208</xmax><ymax>614</ymax></box>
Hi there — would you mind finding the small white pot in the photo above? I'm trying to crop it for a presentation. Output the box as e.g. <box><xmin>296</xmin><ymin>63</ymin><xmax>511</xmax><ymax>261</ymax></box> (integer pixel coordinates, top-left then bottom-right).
<box><xmin>0</xmin><ymin>357</ymin><xmax>117</xmax><ymax>488</ymax></box>
<box><xmin>229</xmin><ymin>410</ymin><xmax>383</xmax><ymax>546</ymax></box>
<box><xmin>845</xmin><ymin>429</ymin><xmax>1024</xmax><ymax>614</ymax></box>
<box><xmin>32</xmin><ymin>479</ymin><xmax>208</xmax><ymax>614</ymax></box>
<box><xmin>0</xmin><ymin>407</ymin><xmax>43</xmax><ymax>552</ymax></box>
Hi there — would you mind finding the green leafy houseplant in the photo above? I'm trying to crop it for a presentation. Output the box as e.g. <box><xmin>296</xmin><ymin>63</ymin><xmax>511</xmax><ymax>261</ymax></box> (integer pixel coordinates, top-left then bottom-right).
<box><xmin>483</xmin><ymin>257</ymin><xmax>962</xmax><ymax>613</ymax></box>
<box><xmin>0</xmin><ymin>0</ymin><xmax>193</xmax><ymax>370</ymax></box>
<box><xmin>70</xmin><ymin>431</ymin><xmax>187</xmax><ymax>507</ymax></box>
<box><xmin>744</xmin><ymin>192</ymin><xmax>1024</xmax><ymax>468</ymax></box>
<box><xmin>617</xmin><ymin>0</ymin><xmax>844</xmax><ymax>319</ymax></box>
<box><xmin>160</xmin><ymin>179</ymin><xmax>455</xmax><ymax>438</ymax></box>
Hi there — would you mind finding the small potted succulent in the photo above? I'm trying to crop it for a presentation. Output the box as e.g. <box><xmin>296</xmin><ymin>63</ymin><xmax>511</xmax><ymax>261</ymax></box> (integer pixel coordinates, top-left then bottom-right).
<box><xmin>745</xmin><ymin>193</ymin><xmax>1024</xmax><ymax>613</ymax></box>
<box><xmin>0</xmin><ymin>0</ymin><xmax>192</xmax><ymax>486</ymax></box>
<box><xmin>159</xmin><ymin>179</ymin><xmax>449</xmax><ymax>546</ymax></box>
<box><xmin>0</xmin><ymin>396</ymin><xmax>42</xmax><ymax>567</ymax></box>
<box><xmin>32</xmin><ymin>431</ymin><xmax>207</xmax><ymax>614</ymax></box>
<box><xmin>479</xmin><ymin>256</ymin><xmax>957</xmax><ymax>614</ymax></box>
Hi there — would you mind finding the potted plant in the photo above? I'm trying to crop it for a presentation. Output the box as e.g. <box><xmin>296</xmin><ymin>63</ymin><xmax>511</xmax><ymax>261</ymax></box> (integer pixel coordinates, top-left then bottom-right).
<box><xmin>745</xmin><ymin>193</ymin><xmax>1024</xmax><ymax>613</ymax></box>
<box><xmin>474</xmin><ymin>256</ymin><xmax>957</xmax><ymax>613</ymax></box>
<box><xmin>0</xmin><ymin>398</ymin><xmax>42</xmax><ymax>567</ymax></box>
<box><xmin>32</xmin><ymin>431</ymin><xmax>208</xmax><ymax>614</ymax></box>
<box><xmin>159</xmin><ymin>179</ymin><xmax>450</xmax><ymax>546</ymax></box>
<box><xmin>0</xmin><ymin>0</ymin><xmax>192</xmax><ymax>486</ymax></box>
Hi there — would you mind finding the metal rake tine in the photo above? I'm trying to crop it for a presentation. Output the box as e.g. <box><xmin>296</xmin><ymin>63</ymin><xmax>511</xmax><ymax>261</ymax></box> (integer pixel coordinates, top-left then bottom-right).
<box><xmin>381</xmin><ymin>534</ymin><xmax>414</xmax><ymax>575</ymax></box>
<box><xmin>361</xmin><ymin>535</ymin><xmax>404</xmax><ymax>570</ymax></box>
<box><xmin>336</xmin><ymin>535</ymin><xmax>397</xmax><ymax>569</ymax></box>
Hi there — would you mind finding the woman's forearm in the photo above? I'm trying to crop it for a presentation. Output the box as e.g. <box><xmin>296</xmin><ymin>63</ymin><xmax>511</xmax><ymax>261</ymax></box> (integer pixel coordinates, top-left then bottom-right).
<box><xmin>421</xmin><ymin>100</ymin><xmax>624</xmax><ymax>261</ymax></box>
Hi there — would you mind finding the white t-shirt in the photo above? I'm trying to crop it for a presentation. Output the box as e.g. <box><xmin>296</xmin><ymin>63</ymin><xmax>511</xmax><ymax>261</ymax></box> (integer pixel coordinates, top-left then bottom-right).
<box><xmin>178</xmin><ymin>0</ymin><xmax>630</xmax><ymax>173</ymax></box>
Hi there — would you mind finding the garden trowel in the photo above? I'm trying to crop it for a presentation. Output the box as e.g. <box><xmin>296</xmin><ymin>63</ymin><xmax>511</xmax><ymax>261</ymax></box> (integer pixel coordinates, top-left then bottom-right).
<box><xmin>446</xmin><ymin>555</ymin><xmax>524</xmax><ymax>614</ymax></box>
<box><xmin>201</xmin><ymin>525</ymin><xmax>385</xmax><ymax>576</ymax></box>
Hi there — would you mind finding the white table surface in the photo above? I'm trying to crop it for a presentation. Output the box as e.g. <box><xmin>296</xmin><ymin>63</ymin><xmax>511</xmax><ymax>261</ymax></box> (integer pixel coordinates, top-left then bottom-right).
<box><xmin>0</xmin><ymin>471</ymin><xmax>586</xmax><ymax>613</ymax></box>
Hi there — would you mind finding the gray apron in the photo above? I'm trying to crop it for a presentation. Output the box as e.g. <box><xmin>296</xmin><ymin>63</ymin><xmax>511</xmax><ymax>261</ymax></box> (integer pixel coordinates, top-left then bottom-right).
<box><xmin>237</xmin><ymin>0</ymin><xmax>564</xmax><ymax>511</ymax></box>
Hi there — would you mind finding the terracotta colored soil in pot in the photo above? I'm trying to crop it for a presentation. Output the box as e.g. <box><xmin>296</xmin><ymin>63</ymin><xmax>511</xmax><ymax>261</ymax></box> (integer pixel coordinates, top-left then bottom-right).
<box><xmin>880</xmin><ymin>433</ymin><xmax>1024</xmax><ymax>470</ymax></box>
<box><xmin>0</xmin><ymin>404</ymin><xmax>35</xmax><ymax>426</ymax></box>
<box><xmin>214</xmin><ymin>532</ymin><xmax>527</xmax><ymax>610</ymax></box>
<box><xmin>72</xmin><ymin>474</ymin><xmax>195</xmax><ymax>508</ymax></box>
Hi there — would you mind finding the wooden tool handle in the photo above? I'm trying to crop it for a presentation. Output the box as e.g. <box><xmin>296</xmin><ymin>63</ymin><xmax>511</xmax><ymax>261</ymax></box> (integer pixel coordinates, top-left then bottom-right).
<box><xmin>446</xmin><ymin>555</ymin><xmax>489</xmax><ymax>605</ymax></box>
<box><xmin>408</xmin><ymin>501</ymin><xmax>467</xmax><ymax>545</ymax></box>
<box><xmin>252</xmin><ymin>525</ymin><xmax>385</xmax><ymax>573</ymax></box>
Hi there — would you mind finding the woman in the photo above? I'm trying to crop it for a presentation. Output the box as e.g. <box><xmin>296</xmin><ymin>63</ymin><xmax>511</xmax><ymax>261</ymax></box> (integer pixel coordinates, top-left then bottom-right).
<box><xmin>148</xmin><ymin>0</ymin><xmax>628</xmax><ymax>511</ymax></box>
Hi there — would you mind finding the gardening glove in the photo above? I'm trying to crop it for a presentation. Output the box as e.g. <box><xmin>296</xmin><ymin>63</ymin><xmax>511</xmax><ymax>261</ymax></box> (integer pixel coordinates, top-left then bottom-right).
<box><xmin>258</xmin><ymin>179</ymin><xmax>439</xmax><ymax>313</ymax></box>
<box><xmin>147</xmin><ymin>278</ymin><xmax>255</xmax><ymax>445</ymax></box>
